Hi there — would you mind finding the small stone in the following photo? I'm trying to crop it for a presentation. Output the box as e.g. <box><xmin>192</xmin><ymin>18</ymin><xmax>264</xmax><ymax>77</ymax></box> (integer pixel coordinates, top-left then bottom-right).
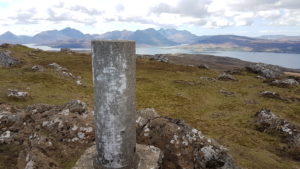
<box><xmin>218</xmin><ymin>72</ymin><xmax>237</xmax><ymax>81</ymax></box>
<box><xmin>7</xmin><ymin>89</ymin><xmax>29</xmax><ymax>100</ymax></box>
<box><xmin>220</xmin><ymin>89</ymin><xmax>235</xmax><ymax>96</ymax></box>
<box><xmin>31</xmin><ymin>65</ymin><xmax>44</xmax><ymax>72</ymax></box>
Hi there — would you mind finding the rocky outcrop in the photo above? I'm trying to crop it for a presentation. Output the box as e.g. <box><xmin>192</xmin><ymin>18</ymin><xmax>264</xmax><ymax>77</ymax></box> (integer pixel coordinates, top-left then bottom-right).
<box><xmin>137</xmin><ymin>54</ymin><xmax>169</xmax><ymax>63</ymax></box>
<box><xmin>254</xmin><ymin>109</ymin><xmax>300</xmax><ymax>160</ymax></box>
<box><xmin>150</xmin><ymin>54</ymin><xmax>169</xmax><ymax>63</ymax></box>
<box><xmin>0</xmin><ymin>100</ymin><xmax>95</xmax><ymax>169</ymax></box>
<box><xmin>48</xmin><ymin>63</ymin><xmax>83</xmax><ymax>86</ymax></box>
<box><xmin>271</xmin><ymin>79</ymin><xmax>299</xmax><ymax>88</ymax></box>
<box><xmin>7</xmin><ymin>89</ymin><xmax>29</xmax><ymax>100</ymax></box>
<box><xmin>0</xmin><ymin>50</ymin><xmax>20</xmax><ymax>67</ymax></box>
<box><xmin>218</xmin><ymin>72</ymin><xmax>237</xmax><ymax>81</ymax></box>
<box><xmin>246</xmin><ymin>63</ymin><xmax>283</xmax><ymax>79</ymax></box>
<box><xmin>136</xmin><ymin>108</ymin><xmax>239</xmax><ymax>169</ymax></box>
<box><xmin>1</xmin><ymin>102</ymin><xmax>239</xmax><ymax>169</ymax></box>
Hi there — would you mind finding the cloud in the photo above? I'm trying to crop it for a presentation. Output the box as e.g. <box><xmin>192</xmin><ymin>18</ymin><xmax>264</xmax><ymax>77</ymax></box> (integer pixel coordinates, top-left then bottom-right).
<box><xmin>9</xmin><ymin>8</ymin><xmax>38</xmax><ymax>24</ymax></box>
<box><xmin>0</xmin><ymin>0</ymin><xmax>299</xmax><ymax>36</ymax></box>
<box><xmin>47</xmin><ymin>8</ymin><xmax>95</xmax><ymax>25</ymax></box>
<box><xmin>70</xmin><ymin>5</ymin><xmax>104</xmax><ymax>16</ymax></box>
<box><xmin>115</xmin><ymin>4</ymin><xmax>124</xmax><ymax>12</ymax></box>
<box><xmin>151</xmin><ymin>0</ymin><xmax>211</xmax><ymax>18</ymax></box>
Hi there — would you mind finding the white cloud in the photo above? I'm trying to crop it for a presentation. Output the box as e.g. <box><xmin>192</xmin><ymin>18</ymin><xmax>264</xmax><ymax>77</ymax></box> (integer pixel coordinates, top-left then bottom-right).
<box><xmin>0</xmin><ymin>0</ymin><xmax>299</xmax><ymax>35</ymax></box>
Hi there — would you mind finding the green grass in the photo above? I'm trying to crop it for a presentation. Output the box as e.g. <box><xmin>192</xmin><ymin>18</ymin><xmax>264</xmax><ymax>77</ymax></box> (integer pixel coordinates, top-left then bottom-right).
<box><xmin>1</xmin><ymin>45</ymin><xmax>300</xmax><ymax>169</ymax></box>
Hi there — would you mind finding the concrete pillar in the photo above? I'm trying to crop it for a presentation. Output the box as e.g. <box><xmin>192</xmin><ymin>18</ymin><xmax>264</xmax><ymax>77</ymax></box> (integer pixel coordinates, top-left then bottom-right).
<box><xmin>91</xmin><ymin>40</ymin><xmax>136</xmax><ymax>169</ymax></box>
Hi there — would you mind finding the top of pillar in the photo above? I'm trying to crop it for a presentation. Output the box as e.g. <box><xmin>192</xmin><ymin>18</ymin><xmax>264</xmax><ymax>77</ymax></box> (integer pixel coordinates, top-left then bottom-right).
<box><xmin>92</xmin><ymin>40</ymin><xmax>135</xmax><ymax>44</ymax></box>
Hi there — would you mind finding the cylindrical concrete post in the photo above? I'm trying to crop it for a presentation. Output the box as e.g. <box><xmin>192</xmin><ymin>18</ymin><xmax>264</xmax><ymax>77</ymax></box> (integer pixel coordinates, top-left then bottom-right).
<box><xmin>91</xmin><ymin>40</ymin><xmax>136</xmax><ymax>169</ymax></box>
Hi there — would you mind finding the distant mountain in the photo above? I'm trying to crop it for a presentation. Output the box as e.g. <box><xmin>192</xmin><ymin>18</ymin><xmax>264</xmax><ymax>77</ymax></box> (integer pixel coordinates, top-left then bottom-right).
<box><xmin>158</xmin><ymin>28</ymin><xmax>199</xmax><ymax>44</ymax></box>
<box><xmin>184</xmin><ymin>35</ymin><xmax>300</xmax><ymax>53</ymax></box>
<box><xmin>33</xmin><ymin>27</ymin><xmax>89</xmax><ymax>43</ymax></box>
<box><xmin>0</xmin><ymin>27</ymin><xmax>300</xmax><ymax>53</ymax></box>
<box><xmin>259</xmin><ymin>35</ymin><xmax>300</xmax><ymax>41</ymax></box>
<box><xmin>97</xmin><ymin>28</ymin><xmax>176</xmax><ymax>46</ymax></box>
<box><xmin>0</xmin><ymin>31</ymin><xmax>31</xmax><ymax>44</ymax></box>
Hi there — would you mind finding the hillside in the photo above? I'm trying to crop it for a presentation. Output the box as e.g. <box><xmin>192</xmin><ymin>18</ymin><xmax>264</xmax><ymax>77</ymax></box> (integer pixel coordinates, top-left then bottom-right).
<box><xmin>0</xmin><ymin>45</ymin><xmax>300</xmax><ymax>169</ymax></box>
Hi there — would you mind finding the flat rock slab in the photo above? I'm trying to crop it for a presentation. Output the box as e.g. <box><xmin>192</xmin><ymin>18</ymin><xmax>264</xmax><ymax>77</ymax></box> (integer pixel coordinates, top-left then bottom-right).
<box><xmin>72</xmin><ymin>144</ymin><xmax>163</xmax><ymax>169</ymax></box>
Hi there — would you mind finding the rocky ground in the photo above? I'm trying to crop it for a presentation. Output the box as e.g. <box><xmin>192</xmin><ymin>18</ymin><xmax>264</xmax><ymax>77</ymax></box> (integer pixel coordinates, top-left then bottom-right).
<box><xmin>1</xmin><ymin>44</ymin><xmax>300</xmax><ymax>169</ymax></box>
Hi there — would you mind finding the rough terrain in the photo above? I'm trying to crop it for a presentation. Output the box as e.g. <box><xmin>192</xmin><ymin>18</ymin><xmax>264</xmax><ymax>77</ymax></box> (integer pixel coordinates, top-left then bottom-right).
<box><xmin>0</xmin><ymin>45</ymin><xmax>300</xmax><ymax>169</ymax></box>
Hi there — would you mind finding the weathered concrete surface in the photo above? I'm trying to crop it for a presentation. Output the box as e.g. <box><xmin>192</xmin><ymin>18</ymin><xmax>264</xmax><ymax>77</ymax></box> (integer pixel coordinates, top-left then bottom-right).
<box><xmin>72</xmin><ymin>144</ymin><xmax>163</xmax><ymax>169</ymax></box>
<box><xmin>91</xmin><ymin>40</ymin><xmax>136</xmax><ymax>169</ymax></box>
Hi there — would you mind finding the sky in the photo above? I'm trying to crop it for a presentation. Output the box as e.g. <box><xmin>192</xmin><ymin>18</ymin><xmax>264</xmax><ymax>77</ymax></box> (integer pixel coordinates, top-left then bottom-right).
<box><xmin>0</xmin><ymin>0</ymin><xmax>299</xmax><ymax>37</ymax></box>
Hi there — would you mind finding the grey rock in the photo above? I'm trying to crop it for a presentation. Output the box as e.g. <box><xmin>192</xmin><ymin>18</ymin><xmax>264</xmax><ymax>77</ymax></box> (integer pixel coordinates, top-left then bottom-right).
<box><xmin>255</xmin><ymin>109</ymin><xmax>300</xmax><ymax>160</ymax></box>
<box><xmin>218</xmin><ymin>72</ymin><xmax>237</xmax><ymax>81</ymax></box>
<box><xmin>7</xmin><ymin>89</ymin><xmax>29</xmax><ymax>100</ymax></box>
<box><xmin>31</xmin><ymin>65</ymin><xmax>44</xmax><ymax>72</ymax></box>
<box><xmin>137</xmin><ymin>108</ymin><xmax>239</xmax><ymax>169</ymax></box>
<box><xmin>246</xmin><ymin>63</ymin><xmax>283</xmax><ymax>79</ymax></box>
<box><xmin>72</xmin><ymin>144</ymin><xmax>163</xmax><ymax>169</ymax></box>
<box><xmin>151</xmin><ymin>54</ymin><xmax>169</xmax><ymax>63</ymax></box>
<box><xmin>259</xmin><ymin>91</ymin><xmax>289</xmax><ymax>101</ymax></box>
<box><xmin>63</xmin><ymin>100</ymin><xmax>87</xmax><ymax>114</ymax></box>
<box><xmin>271</xmin><ymin>79</ymin><xmax>299</xmax><ymax>88</ymax></box>
<box><xmin>0</xmin><ymin>50</ymin><xmax>20</xmax><ymax>67</ymax></box>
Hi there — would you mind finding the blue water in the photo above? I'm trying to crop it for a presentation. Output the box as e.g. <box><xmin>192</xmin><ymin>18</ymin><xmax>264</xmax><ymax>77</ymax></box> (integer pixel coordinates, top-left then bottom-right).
<box><xmin>23</xmin><ymin>44</ymin><xmax>300</xmax><ymax>69</ymax></box>
<box><xmin>137</xmin><ymin>47</ymin><xmax>300</xmax><ymax>69</ymax></box>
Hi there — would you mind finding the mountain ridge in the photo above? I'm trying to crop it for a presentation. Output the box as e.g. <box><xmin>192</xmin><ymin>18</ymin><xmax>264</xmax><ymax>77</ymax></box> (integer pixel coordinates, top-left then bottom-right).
<box><xmin>1</xmin><ymin>28</ymin><xmax>300</xmax><ymax>53</ymax></box>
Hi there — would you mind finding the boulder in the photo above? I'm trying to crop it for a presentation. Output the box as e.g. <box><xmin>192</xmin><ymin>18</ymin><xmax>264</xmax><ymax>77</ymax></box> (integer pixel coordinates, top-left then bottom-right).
<box><xmin>63</xmin><ymin>100</ymin><xmax>87</xmax><ymax>114</ymax></box>
<box><xmin>150</xmin><ymin>54</ymin><xmax>169</xmax><ymax>63</ymax></box>
<box><xmin>136</xmin><ymin>108</ymin><xmax>239</xmax><ymax>169</ymax></box>
<box><xmin>255</xmin><ymin>109</ymin><xmax>300</xmax><ymax>160</ymax></box>
<box><xmin>7</xmin><ymin>89</ymin><xmax>29</xmax><ymax>100</ymax></box>
<box><xmin>246</xmin><ymin>63</ymin><xmax>283</xmax><ymax>79</ymax></box>
<box><xmin>218</xmin><ymin>72</ymin><xmax>237</xmax><ymax>81</ymax></box>
<box><xmin>0</xmin><ymin>50</ymin><xmax>20</xmax><ymax>67</ymax></box>
<box><xmin>271</xmin><ymin>79</ymin><xmax>299</xmax><ymax>88</ymax></box>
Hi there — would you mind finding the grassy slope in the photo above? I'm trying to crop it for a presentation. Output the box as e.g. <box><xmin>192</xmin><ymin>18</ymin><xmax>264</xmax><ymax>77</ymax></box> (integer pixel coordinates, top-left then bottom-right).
<box><xmin>1</xmin><ymin>45</ymin><xmax>300</xmax><ymax>169</ymax></box>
